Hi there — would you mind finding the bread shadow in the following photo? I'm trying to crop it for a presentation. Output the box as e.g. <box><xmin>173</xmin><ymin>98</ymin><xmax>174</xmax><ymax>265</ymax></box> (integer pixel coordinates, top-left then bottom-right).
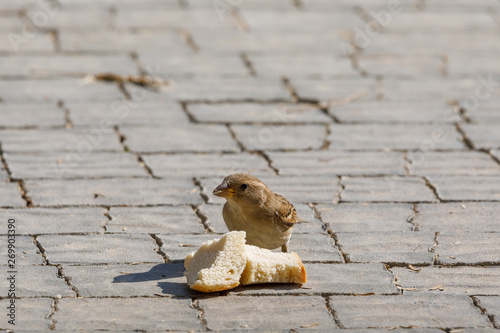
<box><xmin>112</xmin><ymin>263</ymin><xmax>185</xmax><ymax>283</ymax></box>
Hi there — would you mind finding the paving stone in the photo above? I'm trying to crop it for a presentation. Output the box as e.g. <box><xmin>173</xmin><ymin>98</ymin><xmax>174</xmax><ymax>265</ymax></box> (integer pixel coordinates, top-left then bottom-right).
<box><xmin>64</xmin><ymin>262</ymin><xmax>191</xmax><ymax>297</ymax></box>
<box><xmin>54</xmin><ymin>298</ymin><xmax>201</xmax><ymax>331</ymax></box>
<box><xmin>268</xmin><ymin>151</ymin><xmax>406</xmax><ymax>176</ymax></box>
<box><xmin>0</xmin><ymin>235</ymin><xmax>43</xmax><ymax>265</ymax></box>
<box><xmin>0</xmin><ymin>32</ymin><xmax>54</xmax><ymax>53</ymax></box>
<box><xmin>289</xmin><ymin>233</ymin><xmax>343</xmax><ymax>263</ymax></box>
<box><xmin>0</xmin><ymin>128</ymin><xmax>121</xmax><ymax>153</ymax></box>
<box><xmin>328</xmin><ymin>124</ymin><xmax>464</xmax><ymax>150</ymax></box>
<box><xmin>0</xmin><ymin>207</ymin><xmax>106</xmax><ymax>234</ymax></box>
<box><xmin>0</xmin><ymin>103</ymin><xmax>64</xmax><ymax>128</ymax></box>
<box><xmin>462</xmin><ymin>124</ymin><xmax>500</xmax><ymax>149</ymax></box>
<box><xmin>316</xmin><ymin>203</ymin><xmax>414</xmax><ymax>232</ymax></box>
<box><xmin>356</xmin><ymin>55</ymin><xmax>441</xmax><ymax>78</ymax></box>
<box><xmin>0</xmin><ymin>298</ymin><xmax>52</xmax><ymax>331</ymax></box>
<box><xmin>66</xmin><ymin>102</ymin><xmax>190</xmax><ymax>127</ymax></box>
<box><xmin>152</xmin><ymin>77</ymin><xmax>291</xmax><ymax>101</ymax></box>
<box><xmin>476</xmin><ymin>297</ymin><xmax>500</xmax><ymax>326</ymax></box>
<box><xmin>200</xmin><ymin>175</ymin><xmax>340</xmax><ymax>204</ymax></box>
<box><xmin>59</xmin><ymin>31</ymin><xmax>189</xmax><ymax>53</ymax></box>
<box><xmin>231</xmin><ymin>263</ymin><xmax>398</xmax><ymax>295</ymax></box>
<box><xmin>26</xmin><ymin>9</ymin><xmax>109</xmax><ymax>30</ymax></box>
<box><xmin>38</xmin><ymin>234</ymin><xmax>163</xmax><ymax>265</ymax></box>
<box><xmin>427</xmin><ymin>176</ymin><xmax>500</xmax><ymax>201</ymax></box>
<box><xmin>0</xmin><ymin>167</ymin><xmax>7</xmax><ymax>181</ymax></box>
<box><xmin>468</xmin><ymin>109</ymin><xmax>500</xmax><ymax>123</ymax></box>
<box><xmin>0</xmin><ymin>182</ymin><xmax>25</xmax><ymax>207</ymax></box>
<box><xmin>56</xmin><ymin>0</ymin><xmax>180</xmax><ymax>10</ymax></box>
<box><xmin>393</xmin><ymin>266</ymin><xmax>500</xmax><ymax>295</ymax></box>
<box><xmin>25</xmin><ymin>177</ymin><xmax>203</xmax><ymax>206</ymax></box>
<box><xmin>121</xmin><ymin>125</ymin><xmax>239</xmax><ymax>153</ymax></box>
<box><xmin>384</xmin><ymin>13</ymin><xmax>497</xmax><ymax>33</ymax></box>
<box><xmin>139</xmin><ymin>53</ymin><xmax>248</xmax><ymax>77</ymax></box>
<box><xmin>414</xmin><ymin>202</ymin><xmax>500</xmax><ymax>232</ymax></box>
<box><xmin>329</xmin><ymin>295</ymin><xmax>491</xmax><ymax>328</ymax></box>
<box><xmin>143</xmin><ymin>153</ymin><xmax>273</xmax><ymax>178</ymax></box>
<box><xmin>158</xmin><ymin>234</ymin><xmax>218</xmax><ymax>262</ymax></box>
<box><xmin>435</xmin><ymin>233</ymin><xmax>500</xmax><ymax>265</ymax></box>
<box><xmin>201</xmin><ymin>296</ymin><xmax>338</xmax><ymax>331</ymax></box>
<box><xmin>187</xmin><ymin>103</ymin><xmax>331</xmax><ymax>123</ymax></box>
<box><xmin>448</xmin><ymin>55</ymin><xmax>500</xmax><ymax>78</ymax></box>
<box><xmin>107</xmin><ymin>206</ymin><xmax>205</xmax><ymax>234</ymax></box>
<box><xmin>408</xmin><ymin>151</ymin><xmax>500</xmax><ymax>176</ymax></box>
<box><xmin>337</xmin><ymin>232</ymin><xmax>435</xmax><ymax>264</ymax></box>
<box><xmin>341</xmin><ymin>176</ymin><xmax>438</xmax><ymax>202</ymax></box>
<box><xmin>330</xmin><ymin>102</ymin><xmax>461</xmax><ymax>123</ymax></box>
<box><xmin>232</xmin><ymin>124</ymin><xmax>326</xmax><ymax>150</ymax></box>
<box><xmin>198</xmin><ymin>203</ymin><xmax>324</xmax><ymax>234</ymax></box>
<box><xmin>6</xmin><ymin>151</ymin><xmax>147</xmax><ymax>179</ymax></box>
<box><xmin>0</xmin><ymin>55</ymin><xmax>137</xmax><ymax>77</ymax></box>
<box><xmin>292</xmin><ymin>78</ymin><xmax>377</xmax><ymax>102</ymax></box>
<box><xmin>0</xmin><ymin>265</ymin><xmax>74</xmax><ymax>297</ymax></box>
<box><xmin>492</xmin><ymin>150</ymin><xmax>500</xmax><ymax>161</ymax></box>
<box><xmin>250</xmin><ymin>55</ymin><xmax>357</xmax><ymax>78</ymax></box>
<box><xmin>0</xmin><ymin>79</ymin><xmax>124</xmax><ymax>103</ymax></box>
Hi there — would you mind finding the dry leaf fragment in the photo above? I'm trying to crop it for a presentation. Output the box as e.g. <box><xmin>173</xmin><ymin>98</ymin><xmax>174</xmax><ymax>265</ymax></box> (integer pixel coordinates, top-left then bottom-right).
<box><xmin>154</xmin><ymin>293</ymin><xmax>172</xmax><ymax>298</ymax></box>
<box><xmin>449</xmin><ymin>256</ymin><xmax>456</xmax><ymax>259</ymax></box>
<box><xmin>460</xmin><ymin>204</ymin><xmax>466</xmax><ymax>209</ymax></box>
<box><xmin>119</xmin><ymin>271</ymin><xmax>133</xmax><ymax>275</ymax></box>
<box><xmin>130</xmin><ymin>262</ymin><xmax>141</xmax><ymax>265</ymax></box>
<box><xmin>301</xmin><ymin>286</ymin><xmax>313</xmax><ymax>289</ymax></box>
<box><xmin>300</xmin><ymin>323</ymin><xmax>319</xmax><ymax>328</ymax></box>
<box><xmin>400</xmin><ymin>287</ymin><xmax>422</xmax><ymax>291</ymax></box>
<box><xmin>179</xmin><ymin>244</ymin><xmax>199</xmax><ymax>247</ymax></box>
<box><xmin>408</xmin><ymin>265</ymin><xmax>421</xmax><ymax>272</ymax></box>
<box><xmin>429</xmin><ymin>284</ymin><xmax>444</xmax><ymax>291</ymax></box>
<box><xmin>450</xmin><ymin>329</ymin><xmax>464</xmax><ymax>333</ymax></box>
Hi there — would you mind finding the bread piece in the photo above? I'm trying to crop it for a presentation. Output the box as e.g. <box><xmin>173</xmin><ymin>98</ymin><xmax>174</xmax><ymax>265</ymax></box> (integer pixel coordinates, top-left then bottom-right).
<box><xmin>240</xmin><ymin>245</ymin><xmax>307</xmax><ymax>285</ymax></box>
<box><xmin>184</xmin><ymin>231</ymin><xmax>247</xmax><ymax>293</ymax></box>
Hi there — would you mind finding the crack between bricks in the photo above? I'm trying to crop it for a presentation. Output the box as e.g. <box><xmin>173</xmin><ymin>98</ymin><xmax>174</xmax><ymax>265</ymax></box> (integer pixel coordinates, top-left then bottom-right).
<box><xmin>57</xmin><ymin>100</ymin><xmax>74</xmax><ymax>129</ymax></box>
<box><xmin>49</xmin><ymin>29</ymin><xmax>61</xmax><ymax>53</ymax></box>
<box><xmin>321</xmin><ymin>124</ymin><xmax>331</xmax><ymax>150</ymax></box>
<box><xmin>423</xmin><ymin>176</ymin><xmax>442</xmax><ymax>202</ymax></box>
<box><xmin>484</xmin><ymin>149</ymin><xmax>500</xmax><ymax>167</ymax></box>
<box><xmin>130</xmin><ymin>51</ymin><xmax>147</xmax><ymax>76</ymax></box>
<box><xmin>191</xmin><ymin>298</ymin><xmax>209</xmax><ymax>331</ymax></box>
<box><xmin>349</xmin><ymin>54</ymin><xmax>368</xmax><ymax>77</ymax></box>
<box><xmin>312</xmin><ymin>204</ymin><xmax>350</xmax><ymax>263</ymax></box>
<box><xmin>113</xmin><ymin>125</ymin><xmax>130</xmax><ymax>152</ymax></box>
<box><xmin>403</xmin><ymin>150</ymin><xmax>412</xmax><ymax>176</ymax></box>
<box><xmin>337</xmin><ymin>176</ymin><xmax>346</xmax><ymax>203</ymax></box>
<box><xmin>181</xmin><ymin>29</ymin><xmax>200</xmax><ymax>53</ymax></box>
<box><xmin>324</xmin><ymin>296</ymin><xmax>345</xmax><ymax>329</ymax></box>
<box><xmin>150</xmin><ymin>234</ymin><xmax>170</xmax><ymax>263</ymax></box>
<box><xmin>471</xmin><ymin>296</ymin><xmax>500</xmax><ymax>329</ymax></box>
<box><xmin>16</xmin><ymin>179</ymin><xmax>33</xmax><ymax>207</ymax></box>
<box><xmin>48</xmin><ymin>297</ymin><xmax>59</xmax><ymax>330</ymax></box>
<box><xmin>0</xmin><ymin>142</ymin><xmax>13</xmax><ymax>182</ymax></box>
<box><xmin>193</xmin><ymin>177</ymin><xmax>209</xmax><ymax>204</ymax></box>
<box><xmin>429</xmin><ymin>231</ymin><xmax>440</xmax><ymax>265</ymax></box>
<box><xmin>240</xmin><ymin>52</ymin><xmax>257</xmax><ymax>77</ymax></box>
<box><xmin>226</xmin><ymin>124</ymin><xmax>246</xmax><ymax>152</ymax></box>
<box><xmin>180</xmin><ymin>101</ymin><xmax>199</xmax><ymax>123</ymax></box>
<box><xmin>375</xmin><ymin>75</ymin><xmax>384</xmax><ymax>101</ymax></box>
<box><xmin>231</xmin><ymin>7</ymin><xmax>251</xmax><ymax>33</ymax></box>
<box><xmin>281</xmin><ymin>76</ymin><xmax>299</xmax><ymax>103</ymax></box>
<box><xmin>447</xmin><ymin>99</ymin><xmax>472</xmax><ymax>123</ymax></box>
<box><xmin>103</xmin><ymin>206</ymin><xmax>112</xmax><ymax>233</ymax></box>
<box><xmin>191</xmin><ymin>204</ymin><xmax>214</xmax><ymax>234</ymax></box>
<box><xmin>455</xmin><ymin>123</ymin><xmax>475</xmax><ymax>149</ymax></box>
<box><xmin>256</xmin><ymin>150</ymin><xmax>279</xmax><ymax>175</ymax></box>
<box><xmin>136</xmin><ymin>153</ymin><xmax>160</xmax><ymax>179</ymax></box>
<box><xmin>407</xmin><ymin>203</ymin><xmax>420</xmax><ymax>231</ymax></box>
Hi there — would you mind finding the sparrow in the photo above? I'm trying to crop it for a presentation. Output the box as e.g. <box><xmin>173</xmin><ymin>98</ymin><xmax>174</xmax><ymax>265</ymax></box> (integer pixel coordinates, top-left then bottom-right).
<box><xmin>213</xmin><ymin>173</ymin><xmax>297</xmax><ymax>253</ymax></box>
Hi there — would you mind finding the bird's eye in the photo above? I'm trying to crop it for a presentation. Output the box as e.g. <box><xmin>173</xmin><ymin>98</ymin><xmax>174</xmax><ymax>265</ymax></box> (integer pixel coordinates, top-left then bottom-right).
<box><xmin>240</xmin><ymin>183</ymin><xmax>248</xmax><ymax>190</ymax></box>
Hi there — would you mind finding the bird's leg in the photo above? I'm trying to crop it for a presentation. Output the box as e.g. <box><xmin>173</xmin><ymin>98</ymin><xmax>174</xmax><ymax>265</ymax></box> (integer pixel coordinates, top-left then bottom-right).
<box><xmin>281</xmin><ymin>241</ymin><xmax>289</xmax><ymax>253</ymax></box>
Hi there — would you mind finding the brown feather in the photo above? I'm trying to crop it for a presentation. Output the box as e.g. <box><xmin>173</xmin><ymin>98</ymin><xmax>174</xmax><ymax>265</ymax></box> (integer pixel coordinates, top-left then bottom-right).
<box><xmin>273</xmin><ymin>192</ymin><xmax>297</xmax><ymax>231</ymax></box>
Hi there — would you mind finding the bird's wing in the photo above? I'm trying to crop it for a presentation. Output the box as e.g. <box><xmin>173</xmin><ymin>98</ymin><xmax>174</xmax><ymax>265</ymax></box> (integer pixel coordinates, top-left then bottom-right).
<box><xmin>273</xmin><ymin>193</ymin><xmax>297</xmax><ymax>231</ymax></box>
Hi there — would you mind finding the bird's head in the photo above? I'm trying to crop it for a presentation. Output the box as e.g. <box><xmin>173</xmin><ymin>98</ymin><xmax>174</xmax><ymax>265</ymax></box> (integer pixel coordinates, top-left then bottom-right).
<box><xmin>213</xmin><ymin>173</ymin><xmax>269</xmax><ymax>206</ymax></box>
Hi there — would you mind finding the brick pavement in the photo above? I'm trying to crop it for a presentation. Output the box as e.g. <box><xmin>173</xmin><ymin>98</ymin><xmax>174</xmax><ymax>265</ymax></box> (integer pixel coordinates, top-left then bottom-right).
<box><xmin>0</xmin><ymin>0</ymin><xmax>500</xmax><ymax>331</ymax></box>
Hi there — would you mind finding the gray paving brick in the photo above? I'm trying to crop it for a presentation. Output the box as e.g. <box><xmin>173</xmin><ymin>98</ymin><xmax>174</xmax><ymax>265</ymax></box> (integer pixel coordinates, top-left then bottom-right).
<box><xmin>67</xmin><ymin>102</ymin><xmax>190</xmax><ymax>127</ymax></box>
<box><xmin>0</xmin><ymin>207</ymin><xmax>106</xmax><ymax>234</ymax></box>
<box><xmin>476</xmin><ymin>297</ymin><xmax>500</xmax><ymax>326</ymax></box>
<box><xmin>121</xmin><ymin>125</ymin><xmax>239</xmax><ymax>153</ymax></box>
<box><xmin>427</xmin><ymin>176</ymin><xmax>500</xmax><ymax>201</ymax></box>
<box><xmin>292</xmin><ymin>78</ymin><xmax>377</xmax><ymax>102</ymax></box>
<box><xmin>200</xmin><ymin>296</ymin><xmax>337</xmax><ymax>331</ymax></box>
<box><xmin>233</xmin><ymin>124</ymin><xmax>325</xmax><ymax>150</ymax></box>
<box><xmin>59</xmin><ymin>31</ymin><xmax>189</xmax><ymax>53</ymax></box>
<box><xmin>26</xmin><ymin>9</ymin><xmax>109</xmax><ymax>30</ymax></box>
<box><xmin>414</xmin><ymin>202</ymin><xmax>500</xmax><ymax>232</ymax></box>
<box><xmin>107</xmin><ymin>206</ymin><xmax>205</xmax><ymax>234</ymax></box>
<box><xmin>0</xmin><ymin>182</ymin><xmax>25</xmax><ymax>207</ymax></box>
<box><xmin>0</xmin><ymin>32</ymin><xmax>54</xmax><ymax>53</ymax></box>
<box><xmin>54</xmin><ymin>298</ymin><xmax>201</xmax><ymax>331</ymax></box>
<box><xmin>492</xmin><ymin>150</ymin><xmax>500</xmax><ymax>161</ymax></box>
<box><xmin>356</xmin><ymin>55</ymin><xmax>441</xmax><ymax>78</ymax></box>
<box><xmin>316</xmin><ymin>203</ymin><xmax>414</xmax><ymax>232</ymax></box>
<box><xmin>143</xmin><ymin>153</ymin><xmax>273</xmax><ymax>178</ymax></box>
<box><xmin>25</xmin><ymin>177</ymin><xmax>203</xmax><ymax>206</ymax></box>
<box><xmin>6</xmin><ymin>151</ymin><xmax>147</xmax><ymax>179</ymax></box>
<box><xmin>393</xmin><ymin>266</ymin><xmax>500</xmax><ymax>295</ymax></box>
<box><xmin>0</xmin><ymin>55</ymin><xmax>137</xmax><ymax>77</ymax></box>
<box><xmin>0</xmin><ymin>79</ymin><xmax>123</xmax><ymax>103</ymax></box>
<box><xmin>0</xmin><ymin>265</ymin><xmax>74</xmax><ymax>297</ymax></box>
<box><xmin>330</xmin><ymin>102</ymin><xmax>461</xmax><ymax>124</ymax></box>
<box><xmin>38</xmin><ymin>234</ymin><xmax>163</xmax><ymax>265</ymax></box>
<box><xmin>187</xmin><ymin>103</ymin><xmax>331</xmax><ymax>123</ymax></box>
<box><xmin>0</xmin><ymin>235</ymin><xmax>43</xmax><ymax>265</ymax></box>
<box><xmin>435</xmin><ymin>233</ymin><xmax>500</xmax><ymax>265</ymax></box>
<box><xmin>268</xmin><ymin>151</ymin><xmax>406</xmax><ymax>176</ymax></box>
<box><xmin>328</xmin><ymin>124</ymin><xmax>464</xmax><ymax>150</ymax></box>
<box><xmin>408</xmin><ymin>151</ymin><xmax>500</xmax><ymax>176</ymax></box>
<box><xmin>158</xmin><ymin>234</ymin><xmax>216</xmax><ymax>262</ymax></box>
<box><xmin>337</xmin><ymin>232</ymin><xmax>435</xmax><ymax>264</ymax></box>
<box><xmin>385</xmin><ymin>13</ymin><xmax>497</xmax><ymax>33</ymax></box>
<box><xmin>448</xmin><ymin>56</ymin><xmax>500</xmax><ymax>78</ymax></box>
<box><xmin>64</xmin><ymin>262</ymin><xmax>191</xmax><ymax>297</ymax></box>
<box><xmin>462</xmin><ymin>124</ymin><xmax>500</xmax><ymax>149</ymax></box>
<box><xmin>56</xmin><ymin>0</ymin><xmax>180</xmax><ymax>10</ymax></box>
<box><xmin>115</xmin><ymin>10</ymin><xmax>236</xmax><ymax>29</ymax></box>
<box><xmin>468</xmin><ymin>109</ymin><xmax>500</xmax><ymax>124</ymax></box>
<box><xmin>290</xmin><ymin>233</ymin><xmax>343</xmax><ymax>263</ymax></box>
<box><xmin>0</xmin><ymin>298</ymin><xmax>52</xmax><ymax>330</ymax></box>
<box><xmin>0</xmin><ymin>128</ymin><xmax>121</xmax><ymax>153</ymax></box>
<box><xmin>200</xmin><ymin>175</ymin><xmax>340</xmax><ymax>204</ymax></box>
<box><xmin>329</xmin><ymin>295</ymin><xmax>491</xmax><ymax>328</ymax></box>
<box><xmin>152</xmin><ymin>77</ymin><xmax>291</xmax><ymax>101</ymax></box>
<box><xmin>0</xmin><ymin>103</ymin><xmax>64</xmax><ymax>128</ymax></box>
<box><xmin>250</xmin><ymin>55</ymin><xmax>357</xmax><ymax>77</ymax></box>
<box><xmin>0</xmin><ymin>167</ymin><xmax>7</xmax><ymax>181</ymax></box>
<box><xmin>232</xmin><ymin>263</ymin><xmax>398</xmax><ymax>295</ymax></box>
<box><xmin>341</xmin><ymin>176</ymin><xmax>438</xmax><ymax>202</ymax></box>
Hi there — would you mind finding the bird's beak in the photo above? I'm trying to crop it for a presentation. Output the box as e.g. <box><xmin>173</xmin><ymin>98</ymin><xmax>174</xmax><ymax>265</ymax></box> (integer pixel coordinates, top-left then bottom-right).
<box><xmin>213</xmin><ymin>181</ymin><xmax>235</xmax><ymax>198</ymax></box>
